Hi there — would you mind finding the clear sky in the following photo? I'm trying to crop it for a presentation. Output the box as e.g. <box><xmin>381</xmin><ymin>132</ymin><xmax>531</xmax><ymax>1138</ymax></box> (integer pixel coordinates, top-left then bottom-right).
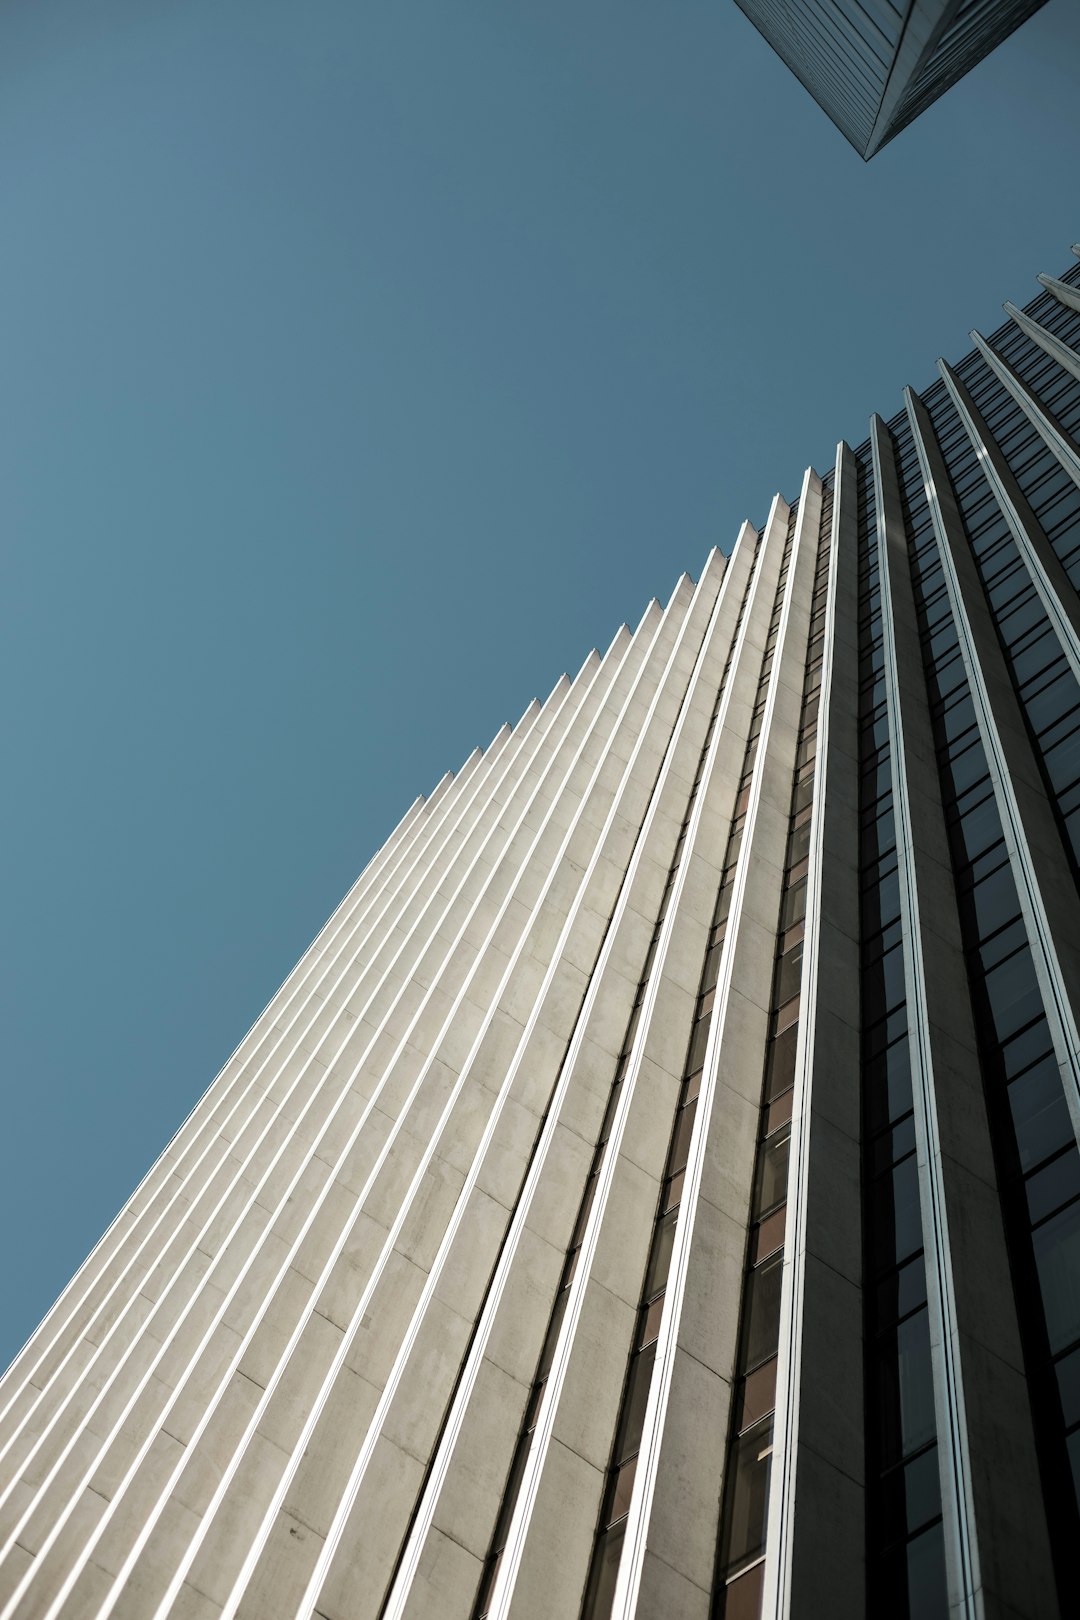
<box><xmin>1</xmin><ymin>0</ymin><xmax>1078</xmax><ymax>1368</ymax></box>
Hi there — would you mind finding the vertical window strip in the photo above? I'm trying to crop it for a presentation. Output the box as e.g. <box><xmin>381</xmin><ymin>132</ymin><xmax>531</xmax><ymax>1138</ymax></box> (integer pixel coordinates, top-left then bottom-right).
<box><xmin>955</xmin><ymin>259</ymin><xmax>1080</xmax><ymax>433</ymax></box>
<box><xmin>470</xmin><ymin>533</ymin><xmax>765</xmax><ymax>1620</ymax></box>
<box><xmin>919</xmin><ymin>382</ymin><xmax>1080</xmax><ymax>886</ymax></box>
<box><xmin>983</xmin><ymin>283</ymin><xmax>1080</xmax><ymax>450</ymax></box>
<box><xmin>1037</xmin><ymin>258</ymin><xmax>1080</xmax><ymax>333</ymax></box>
<box><xmin>856</xmin><ymin>442</ymin><xmax>949</xmax><ymax>1618</ymax></box>
<box><xmin>894</xmin><ymin>416</ymin><xmax>1080</xmax><ymax>1596</ymax></box>
<box><xmin>711</xmin><ymin>484</ymin><xmax>832</xmax><ymax>1620</ymax></box>
<box><xmin>578</xmin><ymin>507</ymin><xmax>800</xmax><ymax>1620</ymax></box>
<box><xmin>1034</xmin><ymin>284</ymin><xmax>1080</xmax><ymax>373</ymax></box>
<box><xmin>951</xmin><ymin>348</ymin><xmax>1080</xmax><ymax>590</ymax></box>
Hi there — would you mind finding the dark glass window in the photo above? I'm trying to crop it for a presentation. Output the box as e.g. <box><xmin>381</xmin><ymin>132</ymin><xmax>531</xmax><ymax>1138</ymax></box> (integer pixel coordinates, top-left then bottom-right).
<box><xmin>1026</xmin><ymin>1150</ymin><xmax>1080</xmax><ymax>1226</ymax></box>
<box><xmin>877</xmin><ymin>1310</ymin><xmax>937</xmax><ymax>1465</ymax></box>
<box><xmin>864</xmin><ymin>942</ymin><xmax>907</xmax><ymax>1025</ymax></box>
<box><xmin>880</xmin><ymin>1520</ymin><xmax>948</xmax><ymax>1620</ymax></box>
<box><xmin>741</xmin><ymin>1253</ymin><xmax>784</xmax><ymax>1371</ymax></box>
<box><xmin>983</xmin><ymin>948</ymin><xmax>1045</xmax><ymax>1044</ymax></box>
<box><xmin>613</xmin><ymin>1342</ymin><xmax>657</xmax><ymax>1465</ymax></box>
<box><xmin>876</xmin><ymin>1255</ymin><xmax>928</xmax><ymax>1326</ymax></box>
<box><xmin>871</xmin><ymin>1113</ymin><xmax>917</xmax><ymax>1175</ymax></box>
<box><xmin>644</xmin><ymin>1209</ymin><xmax>677</xmax><ymax>1301</ymax></box>
<box><xmin>721</xmin><ymin>1417</ymin><xmax>774</xmax><ymax>1569</ymax></box>
<box><xmin>780</xmin><ymin>875</ymin><xmax>808</xmax><ymax>930</ymax></box>
<box><xmin>764</xmin><ymin>1024</ymin><xmax>798</xmax><ymax>1100</ymax></box>
<box><xmin>879</xmin><ymin>1445</ymin><xmax>942</xmax><ymax>1546</ymax></box>
<box><xmin>953</xmin><ymin>792</ymin><xmax>1001</xmax><ymax>864</ymax></box>
<box><xmin>1056</xmin><ymin>1344</ymin><xmax>1080</xmax><ymax>1429</ymax></box>
<box><xmin>872</xmin><ymin>1154</ymin><xmax>923</xmax><ymax>1274</ymax></box>
<box><xmin>668</xmin><ymin>1098</ymin><xmax>698</xmax><ymax>1178</ymax></box>
<box><xmin>582</xmin><ymin>1521</ymin><xmax>625</xmax><ymax>1617</ymax></box>
<box><xmin>776</xmin><ymin>939</ymin><xmax>803</xmax><ymax>1005</ymax></box>
<box><xmin>1033</xmin><ymin>1200</ymin><xmax>1080</xmax><ymax>1355</ymax></box>
<box><xmin>965</xmin><ymin>860</ymin><xmax>1018</xmax><ymax>940</ymax></box>
<box><xmin>754</xmin><ymin>1126</ymin><xmax>791</xmax><ymax>1217</ymax></box>
<box><xmin>866</xmin><ymin>1037</ymin><xmax>914</xmax><ymax>1134</ymax></box>
<box><xmin>1009</xmin><ymin>1058</ymin><xmax>1074</xmax><ymax>1172</ymax></box>
<box><xmin>1001</xmin><ymin>1018</ymin><xmax>1054</xmax><ymax>1081</ymax></box>
<box><xmin>686</xmin><ymin>1014</ymin><xmax>711</xmax><ymax>1077</ymax></box>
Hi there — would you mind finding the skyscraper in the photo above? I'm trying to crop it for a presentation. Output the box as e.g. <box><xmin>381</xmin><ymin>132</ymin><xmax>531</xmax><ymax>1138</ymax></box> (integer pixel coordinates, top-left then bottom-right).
<box><xmin>1</xmin><ymin>246</ymin><xmax>1079</xmax><ymax>1620</ymax></box>
<box><xmin>733</xmin><ymin>0</ymin><xmax>1049</xmax><ymax>157</ymax></box>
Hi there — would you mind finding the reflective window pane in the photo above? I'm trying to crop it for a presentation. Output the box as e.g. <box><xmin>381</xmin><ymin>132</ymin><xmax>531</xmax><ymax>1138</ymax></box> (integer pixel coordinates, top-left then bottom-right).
<box><xmin>741</xmin><ymin>1253</ymin><xmax>783</xmax><ymax>1371</ymax></box>
<box><xmin>866</xmin><ymin>1037</ymin><xmax>914</xmax><ymax>1134</ymax></box>
<box><xmin>983</xmin><ymin>948</ymin><xmax>1044</xmax><ymax>1045</ymax></box>
<box><xmin>582</xmin><ymin>1520</ymin><xmax>625</xmax><ymax>1620</ymax></box>
<box><xmin>764</xmin><ymin>1025</ymin><xmax>798</xmax><ymax>1101</ymax></box>
<box><xmin>669</xmin><ymin>1097</ymin><xmax>698</xmax><ymax>1177</ymax></box>
<box><xmin>737</xmin><ymin>1356</ymin><xmax>777</xmax><ymax>1434</ymax></box>
<box><xmin>614</xmin><ymin>1343</ymin><xmax>656</xmax><ymax>1464</ymax></box>
<box><xmin>879</xmin><ymin>1519</ymin><xmax>948</xmax><ymax>1620</ymax></box>
<box><xmin>1056</xmin><ymin>1343</ymin><xmax>1080</xmax><ymax>1429</ymax></box>
<box><xmin>1033</xmin><ymin>1200</ymin><xmax>1080</xmax><ymax>1354</ymax></box>
<box><xmin>876</xmin><ymin>1254</ymin><xmax>928</xmax><ymax>1327</ymax></box>
<box><xmin>877</xmin><ymin>1308</ymin><xmax>937</xmax><ymax>1465</ymax></box>
<box><xmin>644</xmin><ymin>1209</ymin><xmax>677</xmax><ymax>1301</ymax></box>
<box><xmin>872</xmin><ymin>1153</ymin><xmax>923</xmax><ymax>1274</ymax></box>
<box><xmin>720</xmin><ymin>1417</ymin><xmax>774</xmax><ymax>1571</ymax></box>
<box><xmin>1025</xmin><ymin>1150</ymin><xmax>1080</xmax><ymax>1227</ymax></box>
<box><xmin>879</xmin><ymin>1445</ymin><xmax>942</xmax><ymax>1545</ymax></box>
<box><xmin>776</xmin><ymin>939</ymin><xmax>803</xmax><ymax>1006</ymax></box>
<box><xmin>754</xmin><ymin>1126</ymin><xmax>791</xmax><ymax>1218</ymax></box>
<box><xmin>1003</xmin><ymin>1056</ymin><xmax>1075</xmax><ymax>1172</ymax></box>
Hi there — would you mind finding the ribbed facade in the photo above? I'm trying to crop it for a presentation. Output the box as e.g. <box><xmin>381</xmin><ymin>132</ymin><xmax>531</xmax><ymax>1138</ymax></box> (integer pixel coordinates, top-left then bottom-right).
<box><xmin>733</xmin><ymin>0</ymin><xmax>1048</xmax><ymax>158</ymax></box>
<box><xmin>2</xmin><ymin>247</ymin><xmax>1080</xmax><ymax>1620</ymax></box>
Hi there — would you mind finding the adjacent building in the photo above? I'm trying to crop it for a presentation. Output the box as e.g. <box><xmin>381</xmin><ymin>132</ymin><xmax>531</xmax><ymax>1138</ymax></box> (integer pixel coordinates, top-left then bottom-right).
<box><xmin>1</xmin><ymin>245</ymin><xmax>1079</xmax><ymax>1620</ymax></box>
<box><xmin>733</xmin><ymin>0</ymin><xmax>1049</xmax><ymax>157</ymax></box>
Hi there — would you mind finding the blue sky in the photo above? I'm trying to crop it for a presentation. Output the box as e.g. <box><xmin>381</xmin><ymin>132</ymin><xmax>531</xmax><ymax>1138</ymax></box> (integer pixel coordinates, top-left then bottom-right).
<box><xmin>1</xmin><ymin>0</ymin><xmax>1077</xmax><ymax>1367</ymax></box>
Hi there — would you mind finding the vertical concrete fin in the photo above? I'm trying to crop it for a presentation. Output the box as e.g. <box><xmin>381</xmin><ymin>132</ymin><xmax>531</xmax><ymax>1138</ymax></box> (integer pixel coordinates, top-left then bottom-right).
<box><xmin>515</xmin><ymin>696</ymin><xmax>542</xmax><ymax>730</ymax></box>
<box><xmin>271</xmin><ymin>538</ymin><xmax>712</xmax><ymax>1620</ymax></box>
<box><xmin>905</xmin><ymin>384</ymin><xmax>1080</xmax><ymax>1145</ymax></box>
<box><xmin>602</xmin><ymin>486</ymin><xmax>803</xmax><ymax>1617</ymax></box>
<box><xmin>0</xmin><ymin>622</ymin><xmax>615</xmax><ymax>1594</ymax></box>
<box><xmin>1003</xmin><ymin>300</ymin><xmax>1080</xmax><ymax>385</ymax></box>
<box><xmin>668</xmin><ymin>573</ymin><xmax>696</xmax><ymax>609</ymax></box>
<box><xmin>887</xmin><ymin>394</ymin><xmax>1061</xmax><ymax>1617</ymax></box>
<box><xmin>428</xmin><ymin>542</ymin><xmax>746</xmax><ymax>1620</ymax></box>
<box><xmin>9</xmin><ymin>588</ymin><xmax>641</xmax><ymax>1620</ymax></box>
<box><xmin>699</xmin><ymin>545</ymin><xmax>727</xmax><ymax>589</ymax></box>
<box><xmin>731</xmin><ymin>519</ymin><xmax>758</xmax><ymax>562</ymax></box>
<box><xmin>937</xmin><ymin>357</ymin><xmax>1080</xmax><ymax>674</ymax></box>
<box><xmin>771</xmin><ymin>438</ymin><xmax>864</xmax><ymax>1619</ymax></box>
<box><xmin>606</xmin><ymin>622</ymin><xmax>633</xmax><ymax>658</ymax></box>
<box><xmin>424</xmin><ymin>769</ymin><xmax>455</xmax><ymax>811</ymax></box>
<box><xmin>1036</xmin><ymin>271</ymin><xmax>1080</xmax><ymax>315</ymax></box>
<box><xmin>636</xmin><ymin>598</ymin><xmax>664</xmax><ymax>634</ymax></box>
<box><xmin>867</xmin><ymin>410</ymin><xmax>984</xmax><ymax>1620</ymax></box>
<box><xmin>966</xmin><ymin>331</ymin><xmax>1080</xmax><ymax>496</ymax></box>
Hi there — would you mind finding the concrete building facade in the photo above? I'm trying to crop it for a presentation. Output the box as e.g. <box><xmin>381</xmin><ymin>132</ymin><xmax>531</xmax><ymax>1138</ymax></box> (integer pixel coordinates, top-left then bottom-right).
<box><xmin>733</xmin><ymin>0</ymin><xmax>1049</xmax><ymax>158</ymax></box>
<box><xmin>2</xmin><ymin>246</ymin><xmax>1080</xmax><ymax>1620</ymax></box>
